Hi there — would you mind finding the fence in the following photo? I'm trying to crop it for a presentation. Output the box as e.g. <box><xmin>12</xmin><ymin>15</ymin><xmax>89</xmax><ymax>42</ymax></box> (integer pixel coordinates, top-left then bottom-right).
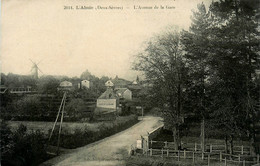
<box><xmin>145</xmin><ymin>148</ymin><xmax>259</xmax><ymax>166</ymax></box>
<box><xmin>149</xmin><ymin>140</ymin><xmax>251</xmax><ymax>155</ymax></box>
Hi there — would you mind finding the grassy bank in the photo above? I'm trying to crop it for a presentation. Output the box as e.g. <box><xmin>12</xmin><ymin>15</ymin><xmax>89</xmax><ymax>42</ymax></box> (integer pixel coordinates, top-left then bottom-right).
<box><xmin>1</xmin><ymin>115</ymin><xmax>139</xmax><ymax>166</ymax></box>
<box><xmin>126</xmin><ymin>156</ymin><xmax>237</xmax><ymax>166</ymax></box>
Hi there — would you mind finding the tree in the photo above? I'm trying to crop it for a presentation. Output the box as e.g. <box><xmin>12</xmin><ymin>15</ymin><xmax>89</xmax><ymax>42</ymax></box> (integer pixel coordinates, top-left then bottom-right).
<box><xmin>80</xmin><ymin>69</ymin><xmax>95</xmax><ymax>80</ymax></box>
<box><xmin>181</xmin><ymin>2</ymin><xmax>212</xmax><ymax>153</ymax></box>
<box><xmin>1</xmin><ymin>73</ymin><xmax>7</xmax><ymax>85</ymax></box>
<box><xmin>208</xmin><ymin>0</ymin><xmax>260</xmax><ymax>154</ymax></box>
<box><xmin>65</xmin><ymin>98</ymin><xmax>87</xmax><ymax>118</ymax></box>
<box><xmin>133</xmin><ymin>29</ymin><xmax>189</xmax><ymax>150</ymax></box>
<box><xmin>37</xmin><ymin>75</ymin><xmax>60</xmax><ymax>94</ymax></box>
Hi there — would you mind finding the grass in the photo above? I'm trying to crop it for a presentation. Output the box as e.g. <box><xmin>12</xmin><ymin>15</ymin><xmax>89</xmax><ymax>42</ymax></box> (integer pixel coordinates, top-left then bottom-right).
<box><xmin>153</xmin><ymin>129</ymin><xmax>250</xmax><ymax>146</ymax></box>
<box><xmin>6</xmin><ymin>115</ymin><xmax>137</xmax><ymax>135</ymax></box>
<box><xmin>126</xmin><ymin>156</ymin><xmax>238</xmax><ymax>166</ymax></box>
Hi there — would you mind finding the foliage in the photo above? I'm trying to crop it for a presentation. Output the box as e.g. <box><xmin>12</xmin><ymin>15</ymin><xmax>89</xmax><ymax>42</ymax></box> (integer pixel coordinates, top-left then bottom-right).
<box><xmin>207</xmin><ymin>0</ymin><xmax>259</xmax><ymax>153</ymax></box>
<box><xmin>13</xmin><ymin>96</ymin><xmax>43</xmax><ymax>117</ymax></box>
<box><xmin>133</xmin><ymin>0</ymin><xmax>259</xmax><ymax>153</ymax></box>
<box><xmin>65</xmin><ymin>98</ymin><xmax>89</xmax><ymax>118</ymax></box>
<box><xmin>133</xmin><ymin>29</ymin><xmax>190</xmax><ymax>150</ymax></box>
<box><xmin>1</xmin><ymin>73</ymin><xmax>37</xmax><ymax>88</ymax></box>
<box><xmin>0</xmin><ymin>122</ymin><xmax>48</xmax><ymax>166</ymax></box>
<box><xmin>37</xmin><ymin>75</ymin><xmax>60</xmax><ymax>94</ymax></box>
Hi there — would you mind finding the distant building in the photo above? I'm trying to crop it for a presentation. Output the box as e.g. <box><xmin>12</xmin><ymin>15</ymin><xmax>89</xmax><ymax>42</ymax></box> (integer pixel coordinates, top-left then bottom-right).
<box><xmin>132</xmin><ymin>75</ymin><xmax>140</xmax><ymax>85</ymax></box>
<box><xmin>115</xmin><ymin>88</ymin><xmax>132</xmax><ymax>100</ymax></box>
<box><xmin>97</xmin><ymin>88</ymin><xmax>117</xmax><ymax>108</ymax></box>
<box><xmin>127</xmin><ymin>76</ymin><xmax>143</xmax><ymax>99</ymax></box>
<box><xmin>78</xmin><ymin>80</ymin><xmax>91</xmax><ymax>89</ymax></box>
<box><xmin>132</xmin><ymin>80</ymin><xmax>138</xmax><ymax>85</ymax></box>
<box><xmin>96</xmin><ymin>80</ymin><xmax>118</xmax><ymax>114</ymax></box>
<box><xmin>105</xmin><ymin>80</ymin><xmax>114</xmax><ymax>87</ymax></box>
<box><xmin>96</xmin><ymin>88</ymin><xmax>118</xmax><ymax>115</ymax></box>
<box><xmin>9</xmin><ymin>86</ymin><xmax>32</xmax><ymax>94</ymax></box>
<box><xmin>58</xmin><ymin>81</ymin><xmax>73</xmax><ymax>91</ymax></box>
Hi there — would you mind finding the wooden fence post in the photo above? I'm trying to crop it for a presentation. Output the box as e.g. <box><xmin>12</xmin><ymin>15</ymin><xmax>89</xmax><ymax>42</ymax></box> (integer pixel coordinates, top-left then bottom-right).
<box><xmin>195</xmin><ymin>142</ymin><xmax>197</xmax><ymax>151</ymax></box>
<box><xmin>161</xmin><ymin>148</ymin><xmax>163</xmax><ymax>157</ymax></box>
<box><xmin>210</xmin><ymin>144</ymin><xmax>212</xmax><ymax>153</ymax></box>
<box><xmin>167</xmin><ymin>149</ymin><xmax>169</xmax><ymax>157</ymax></box>
<box><xmin>202</xmin><ymin>152</ymin><xmax>204</xmax><ymax>160</ymax></box>
<box><xmin>208</xmin><ymin>154</ymin><xmax>210</xmax><ymax>166</ymax></box>
<box><xmin>241</xmin><ymin>145</ymin><xmax>244</xmax><ymax>155</ymax></box>
<box><xmin>243</xmin><ymin>160</ymin><xmax>245</xmax><ymax>166</ymax></box>
<box><xmin>150</xmin><ymin>148</ymin><xmax>152</xmax><ymax>156</ymax></box>
<box><xmin>184</xmin><ymin>150</ymin><xmax>186</xmax><ymax>159</ymax></box>
<box><xmin>164</xmin><ymin>141</ymin><xmax>167</xmax><ymax>148</ymax></box>
<box><xmin>225</xmin><ymin>158</ymin><xmax>227</xmax><ymax>166</ymax></box>
<box><xmin>220</xmin><ymin>151</ymin><xmax>222</xmax><ymax>162</ymax></box>
<box><xmin>238</xmin><ymin>154</ymin><xmax>241</xmax><ymax>163</ymax></box>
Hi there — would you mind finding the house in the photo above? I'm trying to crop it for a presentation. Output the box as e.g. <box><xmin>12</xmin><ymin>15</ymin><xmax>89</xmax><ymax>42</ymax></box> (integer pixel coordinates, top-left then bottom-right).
<box><xmin>97</xmin><ymin>80</ymin><xmax>118</xmax><ymax>111</ymax></box>
<box><xmin>115</xmin><ymin>88</ymin><xmax>132</xmax><ymax>100</ymax></box>
<box><xmin>105</xmin><ymin>80</ymin><xmax>114</xmax><ymax>87</ymax></box>
<box><xmin>96</xmin><ymin>87</ymin><xmax>118</xmax><ymax>115</ymax></box>
<box><xmin>58</xmin><ymin>81</ymin><xmax>73</xmax><ymax>91</ymax></box>
<box><xmin>78</xmin><ymin>80</ymin><xmax>91</xmax><ymax>89</ymax></box>
<box><xmin>96</xmin><ymin>80</ymin><xmax>118</xmax><ymax>113</ymax></box>
<box><xmin>97</xmin><ymin>88</ymin><xmax>117</xmax><ymax>108</ymax></box>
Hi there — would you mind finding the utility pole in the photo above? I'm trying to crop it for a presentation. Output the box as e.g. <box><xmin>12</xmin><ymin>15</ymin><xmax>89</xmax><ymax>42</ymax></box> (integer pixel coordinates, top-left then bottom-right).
<box><xmin>47</xmin><ymin>91</ymin><xmax>67</xmax><ymax>155</ymax></box>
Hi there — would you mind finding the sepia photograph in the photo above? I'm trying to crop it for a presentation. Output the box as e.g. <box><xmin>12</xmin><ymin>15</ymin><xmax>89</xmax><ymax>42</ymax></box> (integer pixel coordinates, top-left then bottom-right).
<box><xmin>0</xmin><ymin>0</ymin><xmax>259</xmax><ymax>165</ymax></box>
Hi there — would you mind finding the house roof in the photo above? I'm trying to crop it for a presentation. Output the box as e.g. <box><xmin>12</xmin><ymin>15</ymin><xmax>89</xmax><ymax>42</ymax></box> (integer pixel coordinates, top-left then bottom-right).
<box><xmin>115</xmin><ymin>88</ymin><xmax>131</xmax><ymax>98</ymax></box>
<box><xmin>98</xmin><ymin>88</ymin><xmax>117</xmax><ymax>99</ymax></box>
<box><xmin>105</xmin><ymin>80</ymin><xmax>114</xmax><ymax>87</ymax></box>
<box><xmin>115</xmin><ymin>88</ymin><xmax>129</xmax><ymax>94</ymax></box>
<box><xmin>60</xmin><ymin>81</ymin><xmax>72</xmax><ymax>87</ymax></box>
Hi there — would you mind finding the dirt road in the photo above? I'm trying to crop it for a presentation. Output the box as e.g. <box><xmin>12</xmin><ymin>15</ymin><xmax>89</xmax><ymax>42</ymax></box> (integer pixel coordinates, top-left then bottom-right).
<box><xmin>41</xmin><ymin>116</ymin><xmax>163</xmax><ymax>166</ymax></box>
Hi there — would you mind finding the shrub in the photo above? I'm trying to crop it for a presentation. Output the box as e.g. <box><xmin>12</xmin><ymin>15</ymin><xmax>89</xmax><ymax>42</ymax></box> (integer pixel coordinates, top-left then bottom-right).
<box><xmin>0</xmin><ymin>123</ymin><xmax>48</xmax><ymax>166</ymax></box>
<box><xmin>13</xmin><ymin>96</ymin><xmax>43</xmax><ymax>118</ymax></box>
<box><xmin>0</xmin><ymin>121</ymin><xmax>14</xmax><ymax>161</ymax></box>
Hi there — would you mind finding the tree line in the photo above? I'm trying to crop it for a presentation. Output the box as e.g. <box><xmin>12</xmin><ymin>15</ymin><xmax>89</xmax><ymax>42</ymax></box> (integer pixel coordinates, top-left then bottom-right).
<box><xmin>133</xmin><ymin>0</ymin><xmax>259</xmax><ymax>154</ymax></box>
<box><xmin>0</xmin><ymin>69</ymin><xmax>111</xmax><ymax>121</ymax></box>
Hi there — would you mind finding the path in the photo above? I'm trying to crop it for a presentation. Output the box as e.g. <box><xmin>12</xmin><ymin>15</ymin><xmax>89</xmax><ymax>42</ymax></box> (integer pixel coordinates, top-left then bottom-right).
<box><xmin>41</xmin><ymin>116</ymin><xmax>163</xmax><ymax>166</ymax></box>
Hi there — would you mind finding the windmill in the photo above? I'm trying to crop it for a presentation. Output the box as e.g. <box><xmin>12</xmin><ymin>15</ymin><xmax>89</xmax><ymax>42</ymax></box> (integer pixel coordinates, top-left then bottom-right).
<box><xmin>30</xmin><ymin>59</ymin><xmax>43</xmax><ymax>79</ymax></box>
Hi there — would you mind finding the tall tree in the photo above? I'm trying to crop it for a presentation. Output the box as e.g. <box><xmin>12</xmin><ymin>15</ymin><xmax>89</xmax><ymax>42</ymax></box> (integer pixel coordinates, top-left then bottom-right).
<box><xmin>208</xmin><ymin>0</ymin><xmax>260</xmax><ymax>154</ymax></box>
<box><xmin>181</xmin><ymin>3</ymin><xmax>212</xmax><ymax>153</ymax></box>
<box><xmin>133</xmin><ymin>29</ymin><xmax>189</xmax><ymax>150</ymax></box>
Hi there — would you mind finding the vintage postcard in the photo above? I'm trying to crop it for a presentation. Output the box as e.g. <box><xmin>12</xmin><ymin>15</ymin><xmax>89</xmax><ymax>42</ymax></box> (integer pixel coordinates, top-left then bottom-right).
<box><xmin>1</xmin><ymin>0</ymin><xmax>259</xmax><ymax>166</ymax></box>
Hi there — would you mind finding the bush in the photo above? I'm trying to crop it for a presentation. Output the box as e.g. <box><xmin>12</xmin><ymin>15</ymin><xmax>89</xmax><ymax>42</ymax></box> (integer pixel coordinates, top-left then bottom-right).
<box><xmin>0</xmin><ymin>122</ymin><xmax>48</xmax><ymax>166</ymax></box>
<box><xmin>13</xmin><ymin>96</ymin><xmax>43</xmax><ymax>118</ymax></box>
<box><xmin>65</xmin><ymin>98</ymin><xmax>88</xmax><ymax>118</ymax></box>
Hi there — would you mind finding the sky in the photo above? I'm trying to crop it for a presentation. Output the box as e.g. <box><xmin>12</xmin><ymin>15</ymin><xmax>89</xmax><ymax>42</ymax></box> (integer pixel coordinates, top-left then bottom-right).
<box><xmin>0</xmin><ymin>0</ymin><xmax>211</xmax><ymax>81</ymax></box>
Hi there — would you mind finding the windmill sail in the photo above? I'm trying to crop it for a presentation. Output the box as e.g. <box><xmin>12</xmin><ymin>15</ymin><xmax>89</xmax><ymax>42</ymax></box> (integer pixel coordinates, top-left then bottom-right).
<box><xmin>30</xmin><ymin>59</ymin><xmax>43</xmax><ymax>79</ymax></box>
